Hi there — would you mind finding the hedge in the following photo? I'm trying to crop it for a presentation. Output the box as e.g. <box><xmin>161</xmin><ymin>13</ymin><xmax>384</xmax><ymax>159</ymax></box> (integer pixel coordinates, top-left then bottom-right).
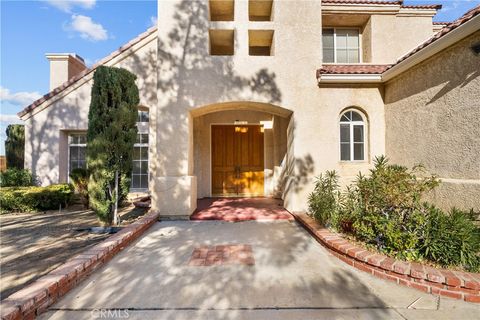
<box><xmin>0</xmin><ymin>184</ymin><xmax>73</xmax><ymax>213</ymax></box>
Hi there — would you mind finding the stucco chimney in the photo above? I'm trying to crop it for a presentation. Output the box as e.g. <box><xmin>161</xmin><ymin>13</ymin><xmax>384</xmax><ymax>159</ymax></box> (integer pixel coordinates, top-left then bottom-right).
<box><xmin>45</xmin><ymin>53</ymin><xmax>87</xmax><ymax>90</ymax></box>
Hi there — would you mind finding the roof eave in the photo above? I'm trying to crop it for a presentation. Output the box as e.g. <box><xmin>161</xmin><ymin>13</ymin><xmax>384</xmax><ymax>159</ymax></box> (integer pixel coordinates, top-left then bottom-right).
<box><xmin>318</xmin><ymin>74</ymin><xmax>383</xmax><ymax>84</ymax></box>
<box><xmin>383</xmin><ymin>14</ymin><xmax>480</xmax><ymax>82</ymax></box>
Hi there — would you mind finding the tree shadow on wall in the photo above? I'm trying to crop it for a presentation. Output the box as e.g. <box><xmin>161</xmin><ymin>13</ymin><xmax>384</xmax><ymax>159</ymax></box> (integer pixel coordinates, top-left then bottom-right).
<box><xmin>155</xmin><ymin>0</ymin><xmax>285</xmax><ymax>210</ymax></box>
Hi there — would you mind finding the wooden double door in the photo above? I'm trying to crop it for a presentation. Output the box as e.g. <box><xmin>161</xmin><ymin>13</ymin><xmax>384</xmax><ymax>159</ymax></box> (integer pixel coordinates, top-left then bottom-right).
<box><xmin>211</xmin><ymin>125</ymin><xmax>264</xmax><ymax>196</ymax></box>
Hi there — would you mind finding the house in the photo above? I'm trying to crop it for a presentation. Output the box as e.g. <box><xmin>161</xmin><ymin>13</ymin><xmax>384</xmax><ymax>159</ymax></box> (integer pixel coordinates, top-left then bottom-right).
<box><xmin>18</xmin><ymin>0</ymin><xmax>480</xmax><ymax>218</ymax></box>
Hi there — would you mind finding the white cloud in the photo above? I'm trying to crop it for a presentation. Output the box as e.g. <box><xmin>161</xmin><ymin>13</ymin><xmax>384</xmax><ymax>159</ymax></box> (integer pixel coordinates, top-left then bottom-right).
<box><xmin>0</xmin><ymin>87</ymin><xmax>42</xmax><ymax>106</ymax></box>
<box><xmin>43</xmin><ymin>0</ymin><xmax>96</xmax><ymax>13</ymax></box>
<box><xmin>67</xmin><ymin>14</ymin><xmax>108</xmax><ymax>41</ymax></box>
<box><xmin>150</xmin><ymin>16</ymin><xmax>158</xmax><ymax>27</ymax></box>
<box><xmin>0</xmin><ymin>114</ymin><xmax>23</xmax><ymax>125</ymax></box>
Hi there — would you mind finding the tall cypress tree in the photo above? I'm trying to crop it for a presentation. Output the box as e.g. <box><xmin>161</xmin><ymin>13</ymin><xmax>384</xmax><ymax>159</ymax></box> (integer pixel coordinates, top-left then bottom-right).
<box><xmin>5</xmin><ymin>124</ymin><xmax>25</xmax><ymax>169</ymax></box>
<box><xmin>87</xmin><ymin>66</ymin><xmax>139</xmax><ymax>225</ymax></box>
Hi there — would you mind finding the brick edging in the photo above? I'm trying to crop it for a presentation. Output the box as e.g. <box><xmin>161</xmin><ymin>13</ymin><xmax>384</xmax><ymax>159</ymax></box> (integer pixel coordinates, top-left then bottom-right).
<box><xmin>292</xmin><ymin>212</ymin><xmax>480</xmax><ymax>303</ymax></box>
<box><xmin>0</xmin><ymin>212</ymin><xmax>159</xmax><ymax>320</ymax></box>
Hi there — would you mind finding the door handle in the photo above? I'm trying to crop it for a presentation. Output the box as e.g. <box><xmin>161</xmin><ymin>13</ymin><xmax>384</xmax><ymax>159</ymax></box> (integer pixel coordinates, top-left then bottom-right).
<box><xmin>235</xmin><ymin>166</ymin><xmax>241</xmax><ymax>178</ymax></box>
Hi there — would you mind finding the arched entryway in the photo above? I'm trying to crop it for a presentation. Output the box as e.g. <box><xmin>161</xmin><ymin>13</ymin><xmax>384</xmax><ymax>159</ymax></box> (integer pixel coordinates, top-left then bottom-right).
<box><xmin>190</xmin><ymin>102</ymin><xmax>293</xmax><ymax>200</ymax></box>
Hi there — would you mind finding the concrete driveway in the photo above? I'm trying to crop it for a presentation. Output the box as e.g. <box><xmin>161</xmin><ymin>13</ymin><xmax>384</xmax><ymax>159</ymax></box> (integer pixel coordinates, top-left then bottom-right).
<box><xmin>40</xmin><ymin>220</ymin><xmax>480</xmax><ymax>320</ymax></box>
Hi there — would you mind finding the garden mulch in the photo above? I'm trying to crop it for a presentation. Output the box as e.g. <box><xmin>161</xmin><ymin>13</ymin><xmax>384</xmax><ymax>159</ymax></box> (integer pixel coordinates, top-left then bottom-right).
<box><xmin>0</xmin><ymin>204</ymin><xmax>147</xmax><ymax>299</ymax></box>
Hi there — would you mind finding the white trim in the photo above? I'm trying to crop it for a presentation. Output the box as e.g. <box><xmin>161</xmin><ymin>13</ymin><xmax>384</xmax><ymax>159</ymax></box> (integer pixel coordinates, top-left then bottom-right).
<box><xmin>131</xmin><ymin>133</ymin><xmax>149</xmax><ymax>190</ymax></box>
<box><xmin>383</xmin><ymin>14</ymin><xmax>480</xmax><ymax>82</ymax></box>
<box><xmin>323</xmin><ymin>27</ymin><xmax>362</xmax><ymax>64</ymax></box>
<box><xmin>339</xmin><ymin>110</ymin><xmax>366</xmax><ymax>162</ymax></box>
<box><xmin>319</xmin><ymin>74</ymin><xmax>383</xmax><ymax>83</ymax></box>
<box><xmin>67</xmin><ymin>133</ymin><xmax>87</xmax><ymax>182</ymax></box>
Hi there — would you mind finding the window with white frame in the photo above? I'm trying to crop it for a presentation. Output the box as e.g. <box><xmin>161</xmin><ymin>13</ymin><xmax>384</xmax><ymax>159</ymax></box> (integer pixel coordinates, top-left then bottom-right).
<box><xmin>323</xmin><ymin>28</ymin><xmax>360</xmax><ymax>63</ymax></box>
<box><xmin>68</xmin><ymin>134</ymin><xmax>87</xmax><ymax>174</ymax></box>
<box><xmin>131</xmin><ymin>133</ymin><xmax>149</xmax><ymax>189</ymax></box>
<box><xmin>137</xmin><ymin>110</ymin><xmax>149</xmax><ymax>123</ymax></box>
<box><xmin>340</xmin><ymin>110</ymin><xmax>365</xmax><ymax>161</ymax></box>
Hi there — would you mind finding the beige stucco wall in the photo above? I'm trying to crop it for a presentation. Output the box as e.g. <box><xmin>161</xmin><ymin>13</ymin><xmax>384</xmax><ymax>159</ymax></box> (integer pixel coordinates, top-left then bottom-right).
<box><xmin>24</xmin><ymin>35</ymin><xmax>157</xmax><ymax>186</ymax></box>
<box><xmin>369</xmin><ymin>14</ymin><xmax>434</xmax><ymax>64</ymax></box>
<box><xmin>153</xmin><ymin>0</ymin><xmax>389</xmax><ymax>216</ymax></box>
<box><xmin>384</xmin><ymin>31</ymin><xmax>480</xmax><ymax>211</ymax></box>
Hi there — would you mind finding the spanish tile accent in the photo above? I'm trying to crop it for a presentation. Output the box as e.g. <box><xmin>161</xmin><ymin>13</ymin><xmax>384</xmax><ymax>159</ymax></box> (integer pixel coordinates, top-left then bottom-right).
<box><xmin>317</xmin><ymin>64</ymin><xmax>392</xmax><ymax>76</ymax></box>
<box><xmin>388</xmin><ymin>5</ymin><xmax>480</xmax><ymax>69</ymax></box>
<box><xmin>322</xmin><ymin>0</ymin><xmax>402</xmax><ymax>5</ymax></box>
<box><xmin>292</xmin><ymin>212</ymin><xmax>480</xmax><ymax>303</ymax></box>
<box><xmin>0</xmin><ymin>212</ymin><xmax>159</xmax><ymax>320</ymax></box>
<box><xmin>188</xmin><ymin>245</ymin><xmax>255</xmax><ymax>266</ymax></box>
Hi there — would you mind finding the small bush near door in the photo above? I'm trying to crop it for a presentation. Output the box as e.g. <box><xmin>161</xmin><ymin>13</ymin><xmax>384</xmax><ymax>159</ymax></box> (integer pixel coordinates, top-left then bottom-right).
<box><xmin>0</xmin><ymin>184</ymin><xmax>73</xmax><ymax>213</ymax></box>
<box><xmin>69</xmin><ymin>168</ymin><xmax>89</xmax><ymax>208</ymax></box>
<box><xmin>308</xmin><ymin>156</ymin><xmax>480</xmax><ymax>272</ymax></box>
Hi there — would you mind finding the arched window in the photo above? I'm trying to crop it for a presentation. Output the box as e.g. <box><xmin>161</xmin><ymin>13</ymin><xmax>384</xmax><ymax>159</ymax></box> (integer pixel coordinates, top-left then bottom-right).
<box><xmin>340</xmin><ymin>110</ymin><xmax>365</xmax><ymax>161</ymax></box>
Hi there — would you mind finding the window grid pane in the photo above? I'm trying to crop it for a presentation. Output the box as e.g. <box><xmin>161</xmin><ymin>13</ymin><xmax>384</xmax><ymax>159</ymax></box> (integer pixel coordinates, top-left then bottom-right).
<box><xmin>332</xmin><ymin>29</ymin><xmax>360</xmax><ymax>63</ymax></box>
<box><xmin>340</xmin><ymin>111</ymin><xmax>366</xmax><ymax>161</ymax></box>
<box><xmin>131</xmin><ymin>133</ymin><xmax>149</xmax><ymax>189</ymax></box>
<box><xmin>69</xmin><ymin>134</ymin><xmax>87</xmax><ymax>176</ymax></box>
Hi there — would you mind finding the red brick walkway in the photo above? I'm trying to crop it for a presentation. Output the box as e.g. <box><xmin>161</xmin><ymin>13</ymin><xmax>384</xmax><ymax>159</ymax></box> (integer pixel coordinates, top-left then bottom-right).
<box><xmin>190</xmin><ymin>198</ymin><xmax>293</xmax><ymax>222</ymax></box>
<box><xmin>188</xmin><ymin>245</ymin><xmax>254</xmax><ymax>266</ymax></box>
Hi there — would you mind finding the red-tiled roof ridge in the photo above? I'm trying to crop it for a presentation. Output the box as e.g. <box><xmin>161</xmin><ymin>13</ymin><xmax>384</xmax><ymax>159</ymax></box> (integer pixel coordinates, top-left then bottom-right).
<box><xmin>322</xmin><ymin>0</ymin><xmax>403</xmax><ymax>5</ymax></box>
<box><xmin>317</xmin><ymin>64</ymin><xmax>392</xmax><ymax>77</ymax></box>
<box><xmin>401</xmin><ymin>4</ymin><xmax>442</xmax><ymax>10</ymax></box>
<box><xmin>433</xmin><ymin>21</ymin><xmax>449</xmax><ymax>25</ymax></box>
<box><xmin>18</xmin><ymin>26</ymin><xmax>158</xmax><ymax>118</ymax></box>
<box><xmin>388</xmin><ymin>4</ymin><xmax>480</xmax><ymax>70</ymax></box>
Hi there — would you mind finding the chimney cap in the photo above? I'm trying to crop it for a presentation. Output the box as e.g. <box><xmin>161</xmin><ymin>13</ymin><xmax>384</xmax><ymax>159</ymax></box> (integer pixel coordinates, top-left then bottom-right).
<box><xmin>45</xmin><ymin>53</ymin><xmax>85</xmax><ymax>64</ymax></box>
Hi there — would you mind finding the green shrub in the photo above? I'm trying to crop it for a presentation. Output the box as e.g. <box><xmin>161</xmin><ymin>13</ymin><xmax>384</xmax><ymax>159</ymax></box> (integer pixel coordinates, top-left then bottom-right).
<box><xmin>5</xmin><ymin>124</ymin><xmax>25</xmax><ymax>169</ymax></box>
<box><xmin>69</xmin><ymin>168</ymin><xmax>89</xmax><ymax>208</ymax></box>
<box><xmin>308</xmin><ymin>155</ymin><xmax>480</xmax><ymax>270</ymax></box>
<box><xmin>421</xmin><ymin>207</ymin><xmax>480</xmax><ymax>272</ymax></box>
<box><xmin>0</xmin><ymin>168</ymin><xmax>36</xmax><ymax>187</ymax></box>
<box><xmin>87</xmin><ymin>66</ymin><xmax>139</xmax><ymax>224</ymax></box>
<box><xmin>308</xmin><ymin>171</ymin><xmax>341</xmax><ymax>226</ymax></box>
<box><xmin>0</xmin><ymin>184</ymin><xmax>73</xmax><ymax>213</ymax></box>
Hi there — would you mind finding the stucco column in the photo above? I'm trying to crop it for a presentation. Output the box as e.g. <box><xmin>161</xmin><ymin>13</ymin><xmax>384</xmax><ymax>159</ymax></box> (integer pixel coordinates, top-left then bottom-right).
<box><xmin>150</xmin><ymin>103</ymin><xmax>197</xmax><ymax>218</ymax></box>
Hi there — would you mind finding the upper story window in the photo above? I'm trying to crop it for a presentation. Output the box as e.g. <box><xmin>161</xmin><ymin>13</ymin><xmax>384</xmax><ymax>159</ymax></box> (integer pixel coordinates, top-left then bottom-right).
<box><xmin>323</xmin><ymin>28</ymin><xmax>360</xmax><ymax>63</ymax></box>
<box><xmin>340</xmin><ymin>110</ymin><xmax>365</xmax><ymax>161</ymax></box>
<box><xmin>68</xmin><ymin>134</ymin><xmax>87</xmax><ymax>174</ymax></box>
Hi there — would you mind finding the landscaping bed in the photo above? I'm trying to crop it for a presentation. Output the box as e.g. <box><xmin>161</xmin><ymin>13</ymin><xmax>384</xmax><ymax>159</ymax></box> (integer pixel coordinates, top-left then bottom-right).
<box><xmin>306</xmin><ymin>156</ymin><xmax>480</xmax><ymax>301</ymax></box>
<box><xmin>0</xmin><ymin>204</ymin><xmax>147</xmax><ymax>299</ymax></box>
<box><xmin>293</xmin><ymin>212</ymin><xmax>480</xmax><ymax>303</ymax></box>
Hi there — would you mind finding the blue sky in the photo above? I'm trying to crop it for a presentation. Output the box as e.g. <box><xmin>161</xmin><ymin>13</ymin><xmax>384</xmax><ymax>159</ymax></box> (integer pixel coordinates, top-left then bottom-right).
<box><xmin>1</xmin><ymin>0</ymin><xmax>479</xmax><ymax>155</ymax></box>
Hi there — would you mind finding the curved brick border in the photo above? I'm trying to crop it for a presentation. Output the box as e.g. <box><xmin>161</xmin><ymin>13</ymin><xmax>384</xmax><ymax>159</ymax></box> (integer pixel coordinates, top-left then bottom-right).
<box><xmin>292</xmin><ymin>212</ymin><xmax>480</xmax><ymax>304</ymax></box>
<box><xmin>0</xmin><ymin>212</ymin><xmax>159</xmax><ymax>320</ymax></box>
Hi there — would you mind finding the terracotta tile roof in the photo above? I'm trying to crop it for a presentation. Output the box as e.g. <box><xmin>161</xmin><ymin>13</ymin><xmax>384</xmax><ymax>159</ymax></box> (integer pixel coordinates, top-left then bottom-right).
<box><xmin>317</xmin><ymin>64</ymin><xmax>392</xmax><ymax>76</ymax></box>
<box><xmin>433</xmin><ymin>21</ymin><xmax>449</xmax><ymax>25</ymax></box>
<box><xmin>18</xmin><ymin>26</ymin><xmax>158</xmax><ymax>118</ymax></box>
<box><xmin>322</xmin><ymin>0</ymin><xmax>402</xmax><ymax>5</ymax></box>
<box><xmin>318</xmin><ymin>5</ymin><xmax>480</xmax><ymax>79</ymax></box>
<box><xmin>401</xmin><ymin>4</ymin><xmax>442</xmax><ymax>10</ymax></box>
<box><xmin>322</xmin><ymin>0</ymin><xmax>441</xmax><ymax>10</ymax></box>
<box><xmin>388</xmin><ymin>4</ymin><xmax>480</xmax><ymax>70</ymax></box>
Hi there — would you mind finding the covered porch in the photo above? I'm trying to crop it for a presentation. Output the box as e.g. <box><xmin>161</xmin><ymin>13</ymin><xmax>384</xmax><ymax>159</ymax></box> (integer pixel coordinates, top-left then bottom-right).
<box><xmin>191</xmin><ymin>197</ymin><xmax>293</xmax><ymax>222</ymax></box>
